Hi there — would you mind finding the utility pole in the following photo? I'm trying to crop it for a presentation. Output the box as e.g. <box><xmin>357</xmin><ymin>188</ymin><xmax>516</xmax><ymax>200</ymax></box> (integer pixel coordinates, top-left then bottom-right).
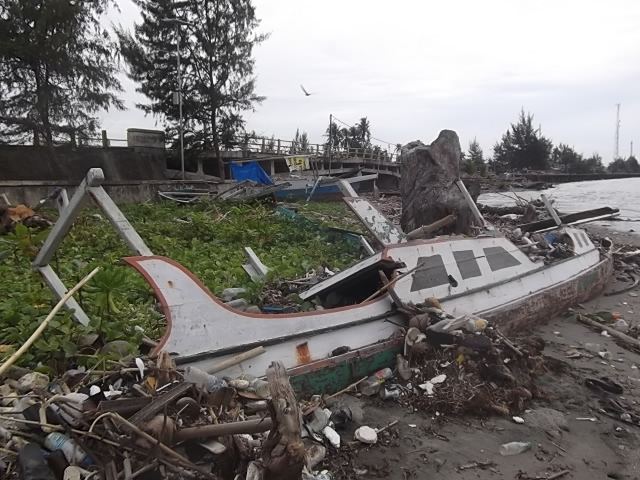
<box><xmin>632</xmin><ymin>141</ymin><xmax>634</xmax><ymax>158</ymax></box>
<box><xmin>176</xmin><ymin>23</ymin><xmax>185</xmax><ymax>181</ymax></box>
<box><xmin>328</xmin><ymin>114</ymin><xmax>332</xmax><ymax>176</ymax></box>
<box><xmin>162</xmin><ymin>17</ymin><xmax>194</xmax><ymax>181</ymax></box>
<box><xmin>614</xmin><ymin>103</ymin><xmax>621</xmax><ymax>160</ymax></box>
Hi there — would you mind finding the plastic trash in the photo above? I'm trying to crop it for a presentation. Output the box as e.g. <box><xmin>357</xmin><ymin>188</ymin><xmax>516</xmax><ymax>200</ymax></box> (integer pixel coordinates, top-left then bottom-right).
<box><xmin>358</xmin><ymin>368</ymin><xmax>393</xmax><ymax>396</ymax></box>
<box><xmin>49</xmin><ymin>393</ymin><xmax>89</xmax><ymax>428</ymax></box>
<box><xmin>322</xmin><ymin>426</ymin><xmax>341</xmax><ymax>448</ymax></box>
<box><xmin>464</xmin><ymin>316</ymin><xmax>488</xmax><ymax>333</ymax></box>
<box><xmin>613</xmin><ymin>319</ymin><xmax>629</xmax><ymax>333</ymax></box>
<box><xmin>379</xmin><ymin>385</ymin><xmax>402</xmax><ymax>400</ymax></box>
<box><xmin>44</xmin><ymin>433</ymin><xmax>93</xmax><ymax>466</ymax></box>
<box><xmin>18</xmin><ymin>443</ymin><xmax>55</xmax><ymax>480</ymax></box>
<box><xmin>499</xmin><ymin>441</ymin><xmax>531</xmax><ymax>456</ymax></box>
<box><xmin>396</xmin><ymin>354</ymin><xmax>412</xmax><ymax>380</ymax></box>
<box><xmin>183</xmin><ymin>367</ymin><xmax>227</xmax><ymax>393</ymax></box>
<box><xmin>302</xmin><ymin>470</ymin><xmax>333</xmax><ymax>480</ymax></box>
<box><xmin>354</xmin><ymin>426</ymin><xmax>378</xmax><ymax>444</ymax></box>
<box><xmin>249</xmin><ymin>378</ymin><xmax>271</xmax><ymax>399</ymax></box>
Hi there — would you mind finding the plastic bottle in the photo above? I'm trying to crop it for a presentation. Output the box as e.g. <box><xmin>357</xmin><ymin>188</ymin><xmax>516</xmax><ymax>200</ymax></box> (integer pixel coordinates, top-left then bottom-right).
<box><xmin>499</xmin><ymin>441</ymin><xmax>532</xmax><ymax>456</ymax></box>
<box><xmin>43</xmin><ymin>433</ymin><xmax>92</xmax><ymax>466</ymax></box>
<box><xmin>249</xmin><ymin>378</ymin><xmax>271</xmax><ymax>399</ymax></box>
<box><xmin>396</xmin><ymin>354</ymin><xmax>412</xmax><ymax>380</ymax></box>
<box><xmin>183</xmin><ymin>367</ymin><xmax>227</xmax><ymax>392</ymax></box>
<box><xmin>358</xmin><ymin>368</ymin><xmax>393</xmax><ymax>396</ymax></box>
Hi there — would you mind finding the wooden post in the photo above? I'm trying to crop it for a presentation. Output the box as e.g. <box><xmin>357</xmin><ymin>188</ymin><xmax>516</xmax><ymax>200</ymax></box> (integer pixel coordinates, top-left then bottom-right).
<box><xmin>270</xmin><ymin>159</ymin><xmax>275</xmax><ymax>176</ymax></box>
<box><xmin>541</xmin><ymin>194</ymin><xmax>562</xmax><ymax>226</ymax></box>
<box><xmin>328</xmin><ymin>114</ymin><xmax>333</xmax><ymax>176</ymax></box>
<box><xmin>277</xmin><ymin>139</ymin><xmax>281</xmax><ymax>154</ymax></box>
<box><xmin>261</xmin><ymin>137</ymin><xmax>266</xmax><ymax>153</ymax></box>
<box><xmin>101</xmin><ymin>130</ymin><xmax>109</xmax><ymax>148</ymax></box>
<box><xmin>258</xmin><ymin>361</ymin><xmax>305</xmax><ymax>480</ymax></box>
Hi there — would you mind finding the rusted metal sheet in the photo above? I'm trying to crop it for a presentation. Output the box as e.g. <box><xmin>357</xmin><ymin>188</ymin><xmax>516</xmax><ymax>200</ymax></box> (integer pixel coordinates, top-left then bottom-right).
<box><xmin>295</xmin><ymin>342</ymin><xmax>312</xmax><ymax>365</ymax></box>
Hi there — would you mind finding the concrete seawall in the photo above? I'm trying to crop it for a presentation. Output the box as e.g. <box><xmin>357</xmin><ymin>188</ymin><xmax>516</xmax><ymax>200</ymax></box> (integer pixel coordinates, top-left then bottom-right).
<box><xmin>0</xmin><ymin>180</ymin><xmax>223</xmax><ymax>206</ymax></box>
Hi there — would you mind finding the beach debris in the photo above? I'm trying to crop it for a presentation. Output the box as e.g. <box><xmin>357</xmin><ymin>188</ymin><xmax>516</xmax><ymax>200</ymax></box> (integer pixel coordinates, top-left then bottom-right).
<box><xmin>354</xmin><ymin>426</ymin><xmax>378</xmax><ymax>445</ymax></box>
<box><xmin>499</xmin><ymin>441</ymin><xmax>532</xmax><ymax>456</ymax></box>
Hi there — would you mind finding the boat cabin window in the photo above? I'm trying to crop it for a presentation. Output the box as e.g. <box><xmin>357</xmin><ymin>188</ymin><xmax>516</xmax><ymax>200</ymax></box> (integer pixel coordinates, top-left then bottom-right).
<box><xmin>574</xmin><ymin>233</ymin><xmax>584</xmax><ymax>248</ymax></box>
<box><xmin>453</xmin><ymin>250</ymin><xmax>482</xmax><ymax>279</ymax></box>
<box><xmin>410</xmin><ymin>255</ymin><xmax>449</xmax><ymax>291</ymax></box>
<box><xmin>306</xmin><ymin>259</ymin><xmax>400</xmax><ymax>308</ymax></box>
<box><xmin>579</xmin><ymin>232</ymin><xmax>589</xmax><ymax>246</ymax></box>
<box><xmin>484</xmin><ymin>246</ymin><xmax>521</xmax><ymax>271</ymax></box>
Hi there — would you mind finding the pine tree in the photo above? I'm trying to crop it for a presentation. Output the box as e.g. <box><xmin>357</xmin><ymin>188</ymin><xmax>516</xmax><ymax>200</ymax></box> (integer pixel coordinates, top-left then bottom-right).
<box><xmin>0</xmin><ymin>0</ymin><xmax>123</xmax><ymax>152</ymax></box>
<box><xmin>117</xmin><ymin>0</ymin><xmax>266</xmax><ymax>179</ymax></box>
<box><xmin>493</xmin><ymin>110</ymin><xmax>553</xmax><ymax>172</ymax></box>
<box><xmin>468</xmin><ymin>138</ymin><xmax>486</xmax><ymax>176</ymax></box>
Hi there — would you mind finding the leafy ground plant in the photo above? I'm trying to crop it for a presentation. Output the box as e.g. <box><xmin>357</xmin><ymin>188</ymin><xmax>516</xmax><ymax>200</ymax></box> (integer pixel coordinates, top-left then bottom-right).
<box><xmin>0</xmin><ymin>199</ymin><xmax>363</xmax><ymax>373</ymax></box>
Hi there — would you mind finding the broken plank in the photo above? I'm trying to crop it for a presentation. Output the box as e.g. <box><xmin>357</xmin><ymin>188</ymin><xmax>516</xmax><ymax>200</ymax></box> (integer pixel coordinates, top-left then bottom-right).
<box><xmin>98</xmin><ymin>397</ymin><xmax>153</xmax><ymax>415</ymax></box>
<box><xmin>343</xmin><ymin>197</ymin><xmax>406</xmax><ymax>246</ymax></box>
<box><xmin>124</xmin><ymin>383</ymin><xmax>190</xmax><ymax>431</ymax></box>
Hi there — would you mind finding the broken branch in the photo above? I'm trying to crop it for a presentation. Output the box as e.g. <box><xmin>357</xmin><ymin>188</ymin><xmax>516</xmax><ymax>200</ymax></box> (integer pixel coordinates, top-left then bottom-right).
<box><xmin>0</xmin><ymin>267</ymin><xmax>100</xmax><ymax>376</ymax></box>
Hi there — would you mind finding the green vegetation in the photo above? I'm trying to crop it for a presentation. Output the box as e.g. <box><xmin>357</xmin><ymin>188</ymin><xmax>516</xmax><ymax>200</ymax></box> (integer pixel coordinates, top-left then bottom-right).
<box><xmin>491</xmin><ymin>110</ymin><xmax>554</xmax><ymax>173</ymax></box>
<box><xmin>0</xmin><ymin>0</ymin><xmax>123</xmax><ymax>149</ymax></box>
<box><xmin>608</xmin><ymin>155</ymin><xmax>640</xmax><ymax>173</ymax></box>
<box><xmin>116</xmin><ymin>0</ymin><xmax>266</xmax><ymax>178</ymax></box>
<box><xmin>0</xmin><ymin>201</ymin><xmax>362</xmax><ymax>372</ymax></box>
<box><xmin>462</xmin><ymin>138</ymin><xmax>487</xmax><ymax>176</ymax></box>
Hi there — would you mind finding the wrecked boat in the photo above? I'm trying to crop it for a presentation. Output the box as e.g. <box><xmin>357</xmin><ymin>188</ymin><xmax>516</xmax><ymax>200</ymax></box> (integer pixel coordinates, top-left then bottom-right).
<box><xmin>35</xmin><ymin>168</ymin><xmax>615</xmax><ymax>395</ymax></box>
<box><xmin>127</xmin><ymin>191</ymin><xmax>614</xmax><ymax>394</ymax></box>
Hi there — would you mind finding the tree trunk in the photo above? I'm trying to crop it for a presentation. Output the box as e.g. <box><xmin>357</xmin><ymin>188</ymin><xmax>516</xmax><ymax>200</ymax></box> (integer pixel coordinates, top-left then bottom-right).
<box><xmin>211</xmin><ymin>115</ymin><xmax>225</xmax><ymax>180</ymax></box>
<box><xmin>255</xmin><ymin>361</ymin><xmax>305</xmax><ymax>480</ymax></box>
<box><xmin>400</xmin><ymin>130</ymin><xmax>477</xmax><ymax>235</ymax></box>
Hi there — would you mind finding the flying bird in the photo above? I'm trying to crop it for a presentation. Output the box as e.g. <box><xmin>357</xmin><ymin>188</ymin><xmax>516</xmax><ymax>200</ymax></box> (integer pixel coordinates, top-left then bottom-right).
<box><xmin>300</xmin><ymin>84</ymin><xmax>316</xmax><ymax>96</ymax></box>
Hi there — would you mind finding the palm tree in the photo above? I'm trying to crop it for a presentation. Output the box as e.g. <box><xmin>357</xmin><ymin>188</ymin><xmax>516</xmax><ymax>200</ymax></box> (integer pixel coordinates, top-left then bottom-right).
<box><xmin>356</xmin><ymin>117</ymin><xmax>371</xmax><ymax>148</ymax></box>
<box><xmin>299</xmin><ymin>132</ymin><xmax>309</xmax><ymax>153</ymax></box>
<box><xmin>325</xmin><ymin>122</ymin><xmax>341</xmax><ymax>152</ymax></box>
<box><xmin>340</xmin><ymin>127</ymin><xmax>350</xmax><ymax>151</ymax></box>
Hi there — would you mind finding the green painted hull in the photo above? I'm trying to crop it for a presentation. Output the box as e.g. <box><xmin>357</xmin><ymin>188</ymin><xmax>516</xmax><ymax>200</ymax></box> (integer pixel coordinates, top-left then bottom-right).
<box><xmin>288</xmin><ymin>339</ymin><xmax>403</xmax><ymax>396</ymax></box>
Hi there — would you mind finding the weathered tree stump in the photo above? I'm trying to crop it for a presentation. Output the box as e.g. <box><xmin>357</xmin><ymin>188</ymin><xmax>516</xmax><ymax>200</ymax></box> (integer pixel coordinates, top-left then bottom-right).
<box><xmin>400</xmin><ymin>130</ymin><xmax>478</xmax><ymax>236</ymax></box>
<box><xmin>251</xmin><ymin>361</ymin><xmax>305</xmax><ymax>480</ymax></box>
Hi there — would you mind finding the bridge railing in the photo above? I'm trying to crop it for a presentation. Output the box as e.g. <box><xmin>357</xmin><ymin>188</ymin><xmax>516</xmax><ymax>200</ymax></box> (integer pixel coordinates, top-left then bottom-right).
<box><xmin>227</xmin><ymin>137</ymin><xmax>399</xmax><ymax>164</ymax></box>
<box><xmin>347</xmin><ymin>147</ymin><xmax>398</xmax><ymax>164</ymax></box>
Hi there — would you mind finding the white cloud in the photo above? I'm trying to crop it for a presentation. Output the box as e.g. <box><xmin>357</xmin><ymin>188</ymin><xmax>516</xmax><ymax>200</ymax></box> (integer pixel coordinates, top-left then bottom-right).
<box><xmin>104</xmin><ymin>0</ymin><xmax>640</xmax><ymax>161</ymax></box>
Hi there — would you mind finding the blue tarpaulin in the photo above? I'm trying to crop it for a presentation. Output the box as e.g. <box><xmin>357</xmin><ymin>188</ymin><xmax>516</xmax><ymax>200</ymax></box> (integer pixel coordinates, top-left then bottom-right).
<box><xmin>230</xmin><ymin>161</ymin><xmax>273</xmax><ymax>185</ymax></box>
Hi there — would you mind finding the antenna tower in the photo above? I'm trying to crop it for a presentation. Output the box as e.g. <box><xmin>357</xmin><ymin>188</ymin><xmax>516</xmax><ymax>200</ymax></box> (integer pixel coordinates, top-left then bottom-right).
<box><xmin>614</xmin><ymin>103</ymin><xmax>620</xmax><ymax>159</ymax></box>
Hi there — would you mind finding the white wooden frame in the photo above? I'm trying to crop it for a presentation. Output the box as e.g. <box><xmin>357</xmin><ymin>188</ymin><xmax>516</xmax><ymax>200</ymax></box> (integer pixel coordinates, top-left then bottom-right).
<box><xmin>32</xmin><ymin>168</ymin><xmax>153</xmax><ymax>325</ymax></box>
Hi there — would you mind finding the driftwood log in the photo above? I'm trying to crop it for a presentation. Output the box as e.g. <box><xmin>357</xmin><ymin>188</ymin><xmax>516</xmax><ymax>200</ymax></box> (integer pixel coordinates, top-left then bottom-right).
<box><xmin>252</xmin><ymin>361</ymin><xmax>305</xmax><ymax>480</ymax></box>
<box><xmin>400</xmin><ymin>130</ymin><xmax>477</xmax><ymax>235</ymax></box>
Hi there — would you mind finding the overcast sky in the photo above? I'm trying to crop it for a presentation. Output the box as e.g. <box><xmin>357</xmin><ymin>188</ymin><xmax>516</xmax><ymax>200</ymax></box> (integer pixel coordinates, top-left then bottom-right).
<box><xmin>104</xmin><ymin>0</ymin><xmax>640</xmax><ymax>162</ymax></box>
